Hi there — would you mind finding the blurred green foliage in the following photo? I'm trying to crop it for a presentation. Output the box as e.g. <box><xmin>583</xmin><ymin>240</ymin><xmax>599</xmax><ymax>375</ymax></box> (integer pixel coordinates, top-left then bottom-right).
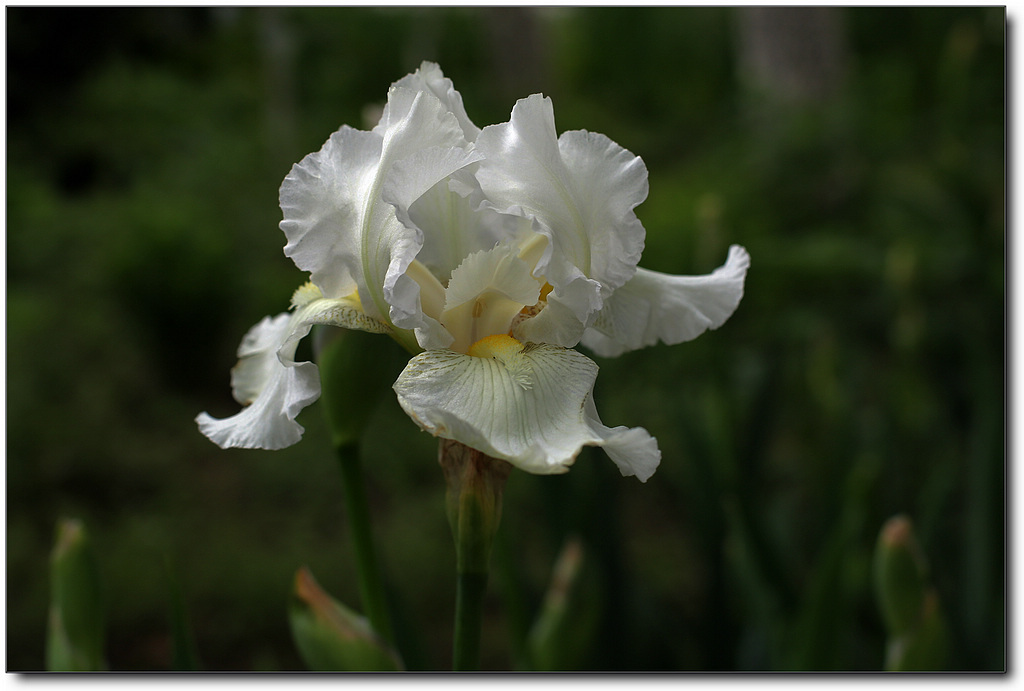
<box><xmin>7</xmin><ymin>7</ymin><xmax>1004</xmax><ymax>671</ymax></box>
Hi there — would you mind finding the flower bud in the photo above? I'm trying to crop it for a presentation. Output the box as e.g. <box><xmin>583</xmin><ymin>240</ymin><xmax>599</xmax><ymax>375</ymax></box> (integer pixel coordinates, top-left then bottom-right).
<box><xmin>288</xmin><ymin>567</ymin><xmax>402</xmax><ymax>671</ymax></box>
<box><xmin>46</xmin><ymin>518</ymin><xmax>106</xmax><ymax>671</ymax></box>
<box><xmin>873</xmin><ymin>515</ymin><xmax>949</xmax><ymax>671</ymax></box>
<box><xmin>874</xmin><ymin>515</ymin><xmax>928</xmax><ymax>635</ymax></box>
<box><xmin>438</xmin><ymin>439</ymin><xmax>512</xmax><ymax>575</ymax></box>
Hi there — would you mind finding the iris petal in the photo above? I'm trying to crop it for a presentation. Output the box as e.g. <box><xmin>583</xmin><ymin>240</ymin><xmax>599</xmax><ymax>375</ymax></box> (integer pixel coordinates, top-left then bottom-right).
<box><xmin>389</xmin><ymin>61</ymin><xmax>481</xmax><ymax>142</ymax></box>
<box><xmin>196</xmin><ymin>293</ymin><xmax>389</xmax><ymax>450</ymax></box>
<box><xmin>393</xmin><ymin>343</ymin><xmax>661</xmax><ymax>479</ymax></box>
<box><xmin>280</xmin><ymin>86</ymin><xmax>477</xmax><ymax>329</ymax></box>
<box><xmin>582</xmin><ymin>245</ymin><xmax>751</xmax><ymax>358</ymax></box>
<box><xmin>475</xmin><ymin>94</ymin><xmax>649</xmax><ymax>331</ymax></box>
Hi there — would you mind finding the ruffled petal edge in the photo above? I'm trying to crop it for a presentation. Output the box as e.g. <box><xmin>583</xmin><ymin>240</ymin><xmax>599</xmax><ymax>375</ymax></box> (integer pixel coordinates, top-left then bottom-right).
<box><xmin>392</xmin><ymin>342</ymin><xmax>661</xmax><ymax>479</ymax></box>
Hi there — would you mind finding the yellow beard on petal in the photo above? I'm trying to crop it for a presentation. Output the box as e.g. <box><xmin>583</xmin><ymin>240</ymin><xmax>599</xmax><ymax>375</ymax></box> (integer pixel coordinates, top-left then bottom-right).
<box><xmin>290</xmin><ymin>281</ymin><xmax>323</xmax><ymax>309</ymax></box>
<box><xmin>467</xmin><ymin>334</ymin><xmax>533</xmax><ymax>390</ymax></box>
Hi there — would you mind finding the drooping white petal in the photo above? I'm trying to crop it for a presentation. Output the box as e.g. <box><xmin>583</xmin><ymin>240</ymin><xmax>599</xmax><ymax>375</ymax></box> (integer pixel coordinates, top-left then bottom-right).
<box><xmin>389</xmin><ymin>61</ymin><xmax>481</xmax><ymax>142</ymax></box>
<box><xmin>474</xmin><ymin>94</ymin><xmax>649</xmax><ymax>324</ymax></box>
<box><xmin>581</xmin><ymin>245</ymin><xmax>751</xmax><ymax>358</ymax></box>
<box><xmin>582</xmin><ymin>396</ymin><xmax>660</xmax><ymax>482</ymax></box>
<box><xmin>196</xmin><ymin>290</ymin><xmax>389</xmax><ymax>450</ymax></box>
<box><xmin>227</xmin><ymin>312</ymin><xmax>291</xmax><ymax>408</ymax></box>
<box><xmin>196</xmin><ymin>311</ymin><xmax>319</xmax><ymax>450</ymax></box>
<box><xmin>393</xmin><ymin>340</ymin><xmax>661</xmax><ymax>479</ymax></box>
<box><xmin>440</xmin><ymin>244</ymin><xmax>541</xmax><ymax>353</ymax></box>
<box><xmin>280</xmin><ymin>86</ymin><xmax>477</xmax><ymax>329</ymax></box>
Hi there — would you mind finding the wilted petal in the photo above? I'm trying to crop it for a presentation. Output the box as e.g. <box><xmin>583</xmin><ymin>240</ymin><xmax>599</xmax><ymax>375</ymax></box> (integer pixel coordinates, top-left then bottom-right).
<box><xmin>581</xmin><ymin>245</ymin><xmax>751</xmax><ymax>358</ymax></box>
<box><xmin>393</xmin><ymin>339</ymin><xmax>661</xmax><ymax>479</ymax></box>
<box><xmin>197</xmin><ymin>289</ymin><xmax>389</xmax><ymax>450</ymax></box>
<box><xmin>197</xmin><ymin>312</ymin><xmax>318</xmax><ymax>450</ymax></box>
<box><xmin>475</xmin><ymin>94</ymin><xmax>648</xmax><ymax>326</ymax></box>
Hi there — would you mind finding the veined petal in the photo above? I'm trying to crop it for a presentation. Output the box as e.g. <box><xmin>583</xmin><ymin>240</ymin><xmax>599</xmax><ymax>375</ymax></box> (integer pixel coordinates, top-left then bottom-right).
<box><xmin>393</xmin><ymin>341</ymin><xmax>661</xmax><ymax>479</ymax></box>
<box><xmin>581</xmin><ymin>245</ymin><xmax>751</xmax><ymax>358</ymax></box>
<box><xmin>196</xmin><ymin>289</ymin><xmax>389</xmax><ymax>450</ymax></box>
<box><xmin>280</xmin><ymin>85</ymin><xmax>475</xmax><ymax>328</ymax></box>
<box><xmin>389</xmin><ymin>61</ymin><xmax>481</xmax><ymax>142</ymax></box>
<box><xmin>475</xmin><ymin>94</ymin><xmax>648</xmax><ymax>322</ymax></box>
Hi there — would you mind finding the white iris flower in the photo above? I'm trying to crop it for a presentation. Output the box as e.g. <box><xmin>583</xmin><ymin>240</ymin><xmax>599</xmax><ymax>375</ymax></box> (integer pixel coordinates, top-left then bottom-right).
<box><xmin>197</xmin><ymin>62</ymin><xmax>750</xmax><ymax>483</ymax></box>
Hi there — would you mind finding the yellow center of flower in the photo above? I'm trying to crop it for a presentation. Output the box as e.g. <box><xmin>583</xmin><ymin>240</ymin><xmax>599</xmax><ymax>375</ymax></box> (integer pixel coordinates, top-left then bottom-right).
<box><xmin>468</xmin><ymin>333</ymin><xmax>523</xmax><ymax>359</ymax></box>
<box><xmin>467</xmin><ymin>334</ymin><xmax>533</xmax><ymax>390</ymax></box>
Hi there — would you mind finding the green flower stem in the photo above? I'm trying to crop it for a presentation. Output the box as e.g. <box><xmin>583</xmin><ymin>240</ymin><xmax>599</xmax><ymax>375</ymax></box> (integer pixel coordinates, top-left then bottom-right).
<box><xmin>439</xmin><ymin>439</ymin><xmax>512</xmax><ymax>671</ymax></box>
<box><xmin>453</xmin><ymin>571</ymin><xmax>488</xmax><ymax>671</ymax></box>
<box><xmin>336</xmin><ymin>442</ymin><xmax>394</xmax><ymax>646</ymax></box>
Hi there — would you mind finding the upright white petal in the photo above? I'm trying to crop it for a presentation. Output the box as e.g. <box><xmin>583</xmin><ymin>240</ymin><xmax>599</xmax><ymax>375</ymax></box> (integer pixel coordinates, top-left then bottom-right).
<box><xmin>395</xmin><ymin>168</ymin><xmax>534</xmax><ymax>286</ymax></box>
<box><xmin>279</xmin><ymin>126</ymin><xmax>379</xmax><ymax>301</ymax></box>
<box><xmin>280</xmin><ymin>86</ymin><xmax>477</xmax><ymax>329</ymax></box>
<box><xmin>389</xmin><ymin>61</ymin><xmax>481</xmax><ymax>142</ymax></box>
<box><xmin>581</xmin><ymin>245</ymin><xmax>751</xmax><ymax>358</ymax></box>
<box><xmin>475</xmin><ymin>94</ymin><xmax>649</xmax><ymax>327</ymax></box>
<box><xmin>378</xmin><ymin>145</ymin><xmax>482</xmax><ymax>336</ymax></box>
<box><xmin>196</xmin><ymin>290</ymin><xmax>389</xmax><ymax>450</ymax></box>
<box><xmin>393</xmin><ymin>339</ymin><xmax>661</xmax><ymax>479</ymax></box>
<box><xmin>557</xmin><ymin>129</ymin><xmax>648</xmax><ymax>295</ymax></box>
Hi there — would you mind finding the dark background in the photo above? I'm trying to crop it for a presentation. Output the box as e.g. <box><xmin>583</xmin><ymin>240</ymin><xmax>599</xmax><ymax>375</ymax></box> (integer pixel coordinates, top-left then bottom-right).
<box><xmin>7</xmin><ymin>7</ymin><xmax>1004</xmax><ymax>671</ymax></box>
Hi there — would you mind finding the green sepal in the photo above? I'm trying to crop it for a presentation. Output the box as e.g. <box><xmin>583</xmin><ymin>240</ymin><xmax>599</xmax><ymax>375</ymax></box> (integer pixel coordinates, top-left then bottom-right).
<box><xmin>46</xmin><ymin>518</ymin><xmax>106</xmax><ymax>672</ymax></box>
<box><xmin>288</xmin><ymin>566</ymin><xmax>403</xmax><ymax>672</ymax></box>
